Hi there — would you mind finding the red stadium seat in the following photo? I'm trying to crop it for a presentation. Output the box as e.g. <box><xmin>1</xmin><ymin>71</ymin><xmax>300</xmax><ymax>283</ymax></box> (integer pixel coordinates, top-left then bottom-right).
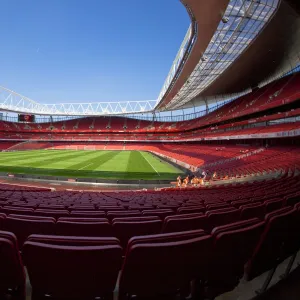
<box><xmin>26</xmin><ymin>234</ymin><xmax>120</xmax><ymax>246</ymax></box>
<box><xmin>142</xmin><ymin>209</ymin><xmax>175</xmax><ymax>219</ymax></box>
<box><xmin>34</xmin><ymin>209</ymin><xmax>69</xmax><ymax>218</ymax></box>
<box><xmin>56</xmin><ymin>220</ymin><xmax>114</xmax><ymax>237</ymax></box>
<box><xmin>0</xmin><ymin>231</ymin><xmax>26</xmax><ymax>300</ymax></box>
<box><xmin>119</xmin><ymin>235</ymin><xmax>212</xmax><ymax>299</ymax></box>
<box><xmin>240</xmin><ymin>203</ymin><xmax>266</xmax><ymax>220</ymax></box>
<box><xmin>202</xmin><ymin>219</ymin><xmax>265</xmax><ymax>298</ymax></box>
<box><xmin>107</xmin><ymin>210</ymin><xmax>141</xmax><ymax>221</ymax></box>
<box><xmin>245</xmin><ymin>208</ymin><xmax>298</xmax><ymax>292</ymax></box>
<box><xmin>23</xmin><ymin>241</ymin><xmax>122</xmax><ymax>299</ymax></box>
<box><xmin>162</xmin><ymin>213</ymin><xmax>207</xmax><ymax>233</ymax></box>
<box><xmin>69</xmin><ymin>210</ymin><xmax>106</xmax><ymax>218</ymax></box>
<box><xmin>205</xmin><ymin>209</ymin><xmax>241</xmax><ymax>231</ymax></box>
<box><xmin>3</xmin><ymin>216</ymin><xmax>56</xmax><ymax>247</ymax></box>
<box><xmin>177</xmin><ymin>206</ymin><xmax>205</xmax><ymax>214</ymax></box>
<box><xmin>112</xmin><ymin>219</ymin><xmax>162</xmax><ymax>249</ymax></box>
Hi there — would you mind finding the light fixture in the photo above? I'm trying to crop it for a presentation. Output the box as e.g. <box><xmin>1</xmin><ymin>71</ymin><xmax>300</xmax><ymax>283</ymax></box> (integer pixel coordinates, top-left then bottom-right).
<box><xmin>222</xmin><ymin>16</ymin><xmax>229</xmax><ymax>23</ymax></box>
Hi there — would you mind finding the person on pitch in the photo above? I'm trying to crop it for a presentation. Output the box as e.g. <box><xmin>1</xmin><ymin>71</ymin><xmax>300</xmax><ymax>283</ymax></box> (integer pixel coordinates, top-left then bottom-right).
<box><xmin>177</xmin><ymin>175</ymin><xmax>182</xmax><ymax>187</ymax></box>
<box><xmin>191</xmin><ymin>176</ymin><xmax>198</xmax><ymax>187</ymax></box>
<box><xmin>183</xmin><ymin>175</ymin><xmax>189</xmax><ymax>187</ymax></box>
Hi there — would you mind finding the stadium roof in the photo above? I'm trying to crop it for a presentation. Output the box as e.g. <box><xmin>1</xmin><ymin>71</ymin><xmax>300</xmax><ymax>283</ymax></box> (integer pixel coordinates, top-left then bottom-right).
<box><xmin>155</xmin><ymin>0</ymin><xmax>281</xmax><ymax>110</ymax></box>
<box><xmin>157</xmin><ymin>0</ymin><xmax>300</xmax><ymax>111</ymax></box>
<box><xmin>0</xmin><ymin>85</ymin><xmax>156</xmax><ymax>116</ymax></box>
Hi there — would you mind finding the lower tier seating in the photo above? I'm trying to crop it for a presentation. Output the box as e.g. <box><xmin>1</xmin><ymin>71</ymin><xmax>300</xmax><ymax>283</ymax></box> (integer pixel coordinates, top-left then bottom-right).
<box><xmin>0</xmin><ymin>174</ymin><xmax>300</xmax><ymax>299</ymax></box>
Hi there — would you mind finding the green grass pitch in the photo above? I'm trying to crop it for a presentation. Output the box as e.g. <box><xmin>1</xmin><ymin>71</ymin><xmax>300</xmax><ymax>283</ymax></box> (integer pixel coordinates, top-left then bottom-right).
<box><xmin>0</xmin><ymin>150</ymin><xmax>184</xmax><ymax>180</ymax></box>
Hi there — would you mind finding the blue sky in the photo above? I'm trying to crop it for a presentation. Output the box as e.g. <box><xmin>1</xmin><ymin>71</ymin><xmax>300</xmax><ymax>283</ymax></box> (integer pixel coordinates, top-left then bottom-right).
<box><xmin>0</xmin><ymin>0</ymin><xmax>190</xmax><ymax>104</ymax></box>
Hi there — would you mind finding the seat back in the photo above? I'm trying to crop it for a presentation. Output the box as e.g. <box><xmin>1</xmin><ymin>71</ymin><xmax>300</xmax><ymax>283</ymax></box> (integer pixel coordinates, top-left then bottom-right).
<box><xmin>231</xmin><ymin>200</ymin><xmax>253</xmax><ymax>208</ymax></box>
<box><xmin>23</xmin><ymin>241</ymin><xmax>122</xmax><ymax>299</ymax></box>
<box><xmin>56</xmin><ymin>220</ymin><xmax>113</xmax><ymax>237</ymax></box>
<box><xmin>211</xmin><ymin>218</ymin><xmax>261</xmax><ymax>236</ymax></box>
<box><xmin>177</xmin><ymin>206</ymin><xmax>205</xmax><ymax>214</ymax></box>
<box><xmin>27</xmin><ymin>234</ymin><xmax>120</xmax><ymax>246</ymax></box>
<box><xmin>264</xmin><ymin>199</ymin><xmax>284</xmax><ymax>213</ymax></box>
<box><xmin>98</xmin><ymin>205</ymin><xmax>125</xmax><ymax>211</ymax></box>
<box><xmin>0</xmin><ymin>230</ymin><xmax>20</xmax><ymax>249</ymax></box>
<box><xmin>8</xmin><ymin>214</ymin><xmax>55</xmax><ymax>221</ymax></box>
<box><xmin>245</xmin><ymin>208</ymin><xmax>298</xmax><ymax>281</ymax></box>
<box><xmin>4</xmin><ymin>217</ymin><xmax>56</xmax><ymax>247</ymax></box>
<box><xmin>280</xmin><ymin>207</ymin><xmax>300</xmax><ymax>260</ymax></box>
<box><xmin>38</xmin><ymin>204</ymin><xmax>66</xmax><ymax>210</ymax></box>
<box><xmin>206</xmin><ymin>203</ymin><xmax>231</xmax><ymax>211</ymax></box>
<box><xmin>0</xmin><ymin>213</ymin><xmax>6</xmax><ymax>228</ymax></box>
<box><xmin>142</xmin><ymin>209</ymin><xmax>175</xmax><ymax>219</ymax></box>
<box><xmin>213</xmin><ymin>221</ymin><xmax>265</xmax><ymax>275</ymax></box>
<box><xmin>162</xmin><ymin>214</ymin><xmax>207</xmax><ymax>233</ymax></box>
<box><xmin>112</xmin><ymin>220</ymin><xmax>162</xmax><ymax>248</ymax></box>
<box><xmin>127</xmin><ymin>229</ymin><xmax>206</xmax><ymax>249</ymax></box>
<box><xmin>206</xmin><ymin>209</ymin><xmax>240</xmax><ymax>231</ymax></box>
<box><xmin>69</xmin><ymin>210</ymin><xmax>106</xmax><ymax>218</ymax></box>
<box><xmin>119</xmin><ymin>235</ymin><xmax>212</xmax><ymax>298</ymax></box>
<box><xmin>107</xmin><ymin>210</ymin><xmax>141</xmax><ymax>221</ymax></box>
<box><xmin>0</xmin><ymin>234</ymin><xmax>25</xmax><ymax>300</ymax></box>
<box><xmin>0</xmin><ymin>206</ymin><xmax>34</xmax><ymax>216</ymax></box>
<box><xmin>112</xmin><ymin>216</ymin><xmax>160</xmax><ymax>222</ymax></box>
<box><xmin>205</xmin><ymin>221</ymin><xmax>265</xmax><ymax>298</ymax></box>
<box><xmin>69</xmin><ymin>205</ymin><xmax>96</xmax><ymax>210</ymax></box>
<box><xmin>240</xmin><ymin>203</ymin><xmax>265</xmax><ymax>220</ymax></box>
<box><xmin>206</xmin><ymin>207</ymin><xmax>237</xmax><ymax>214</ymax></box>
<box><xmin>285</xmin><ymin>195</ymin><xmax>300</xmax><ymax>207</ymax></box>
<box><xmin>34</xmin><ymin>209</ymin><xmax>69</xmax><ymax>218</ymax></box>
<box><xmin>58</xmin><ymin>217</ymin><xmax>108</xmax><ymax>222</ymax></box>
<box><xmin>264</xmin><ymin>206</ymin><xmax>292</xmax><ymax>221</ymax></box>
<box><xmin>156</xmin><ymin>205</ymin><xmax>179</xmax><ymax>211</ymax></box>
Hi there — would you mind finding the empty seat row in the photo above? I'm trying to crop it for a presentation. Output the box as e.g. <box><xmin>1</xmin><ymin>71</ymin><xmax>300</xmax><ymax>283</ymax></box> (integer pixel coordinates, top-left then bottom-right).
<box><xmin>1</xmin><ymin>193</ymin><xmax>298</xmax><ymax>221</ymax></box>
<box><xmin>0</xmin><ymin>218</ymin><xmax>261</xmax><ymax>300</ymax></box>
<box><xmin>2</xmin><ymin>205</ymin><xmax>300</xmax><ymax>300</ymax></box>
<box><xmin>1</xmin><ymin>199</ymin><xmax>299</xmax><ymax>249</ymax></box>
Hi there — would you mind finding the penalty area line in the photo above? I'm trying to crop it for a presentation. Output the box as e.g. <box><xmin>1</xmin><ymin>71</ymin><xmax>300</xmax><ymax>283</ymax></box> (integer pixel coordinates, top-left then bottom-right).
<box><xmin>75</xmin><ymin>162</ymin><xmax>94</xmax><ymax>172</ymax></box>
<box><xmin>140</xmin><ymin>151</ymin><xmax>160</xmax><ymax>177</ymax></box>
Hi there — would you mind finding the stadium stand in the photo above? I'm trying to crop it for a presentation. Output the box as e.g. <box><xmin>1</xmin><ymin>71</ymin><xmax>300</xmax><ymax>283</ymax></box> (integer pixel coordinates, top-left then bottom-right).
<box><xmin>0</xmin><ymin>174</ymin><xmax>299</xmax><ymax>299</ymax></box>
<box><xmin>0</xmin><ymin>73</ymin><xmax>299</xmax><ymax>147</ymax></box>
<box><xmin>0</xmin><ymin>3</ymin><xmax>299</xmax><ymax>298</ymax></box>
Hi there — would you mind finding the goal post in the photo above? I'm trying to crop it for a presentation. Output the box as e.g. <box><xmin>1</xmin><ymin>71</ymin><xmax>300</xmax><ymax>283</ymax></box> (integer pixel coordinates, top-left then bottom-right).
<box><xmin>66</xmin><ymin>145</ymin><xmax>78</xmax><ymax>150</ymax></box>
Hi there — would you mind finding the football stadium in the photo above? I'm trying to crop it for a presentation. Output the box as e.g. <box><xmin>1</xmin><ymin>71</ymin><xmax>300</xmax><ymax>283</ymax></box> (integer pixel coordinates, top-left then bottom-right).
<box><xmin>1</xmin><ymin>0</ymin><xmax>300</xmax><ymax>299</ymax></box>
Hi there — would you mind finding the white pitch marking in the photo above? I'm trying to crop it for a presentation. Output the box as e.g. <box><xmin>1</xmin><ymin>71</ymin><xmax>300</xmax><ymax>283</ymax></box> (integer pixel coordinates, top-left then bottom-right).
<box><xmin>140</xmin><ymin>151</ymin><xmax>160</xmax><ymax>176</ymax></box>
<box><xmin>76</xmin><ymin>162</ymin><xmax>94</xmax><ymax>171</ymax></box>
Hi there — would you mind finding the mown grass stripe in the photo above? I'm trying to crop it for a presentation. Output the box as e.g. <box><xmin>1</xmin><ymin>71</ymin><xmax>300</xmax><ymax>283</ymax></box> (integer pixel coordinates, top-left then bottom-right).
<box><xmin>66</xmin><ymin>151</ymin><xmax>111</xmax><ymax>171</ymax></box>
<box><xmin>97</xmin><ymin>151</ymin><xmax>130</xmax><ymax>172</ymax></box>
<box><xmin>71</xmin><ymin>151</ymin><xmax>121</xmax><ymax>173</ymax></box>
<box><xmin>140</xmin><ymin>151</ymin><xmax>160</xmax><ymax>176</ymax></box>
<box><xmin>0</xmin><ymin>150</ymin><xmax>60</xmax><ymax>162</ymax></box>
<box><xmin>0</xmin><ymin>150</ymin><xmax>184</xmax><ymax>180</ymax></box>
<box><xmin>17</xmin><ymin>150</ymin><xmax>99</xmax><ymax>167</ymax></box>
<box><xmin>0</xmin><ymin>149</ymin><xmax>76</xmax><ymax>161</ymax></box>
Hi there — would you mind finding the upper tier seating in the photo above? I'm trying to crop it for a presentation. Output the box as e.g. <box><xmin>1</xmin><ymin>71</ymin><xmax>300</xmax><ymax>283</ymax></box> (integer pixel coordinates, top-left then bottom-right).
<box><xmin>0</xmin><ymin>113</ymin><xmax>299</xmax><ymax>143</ymax></box>
<box><xmin>0</xmin><ymin>73</ymin><xmax>299</xmax><ymax>143</ymax></box>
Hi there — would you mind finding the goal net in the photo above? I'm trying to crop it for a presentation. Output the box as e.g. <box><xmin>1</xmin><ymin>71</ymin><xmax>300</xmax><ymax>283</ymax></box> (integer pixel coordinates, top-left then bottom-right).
<box><xmin>66</xmin><ymin>145</ymin><xmax>78</xmax><ymax>150</ymax></box>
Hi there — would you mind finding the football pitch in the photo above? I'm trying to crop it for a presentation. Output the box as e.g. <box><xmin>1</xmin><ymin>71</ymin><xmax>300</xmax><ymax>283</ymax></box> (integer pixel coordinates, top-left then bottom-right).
<box><xmin>0</xmin><ymin>150</ymin><xmax>184</xmax><ymax>180</ymax></box>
